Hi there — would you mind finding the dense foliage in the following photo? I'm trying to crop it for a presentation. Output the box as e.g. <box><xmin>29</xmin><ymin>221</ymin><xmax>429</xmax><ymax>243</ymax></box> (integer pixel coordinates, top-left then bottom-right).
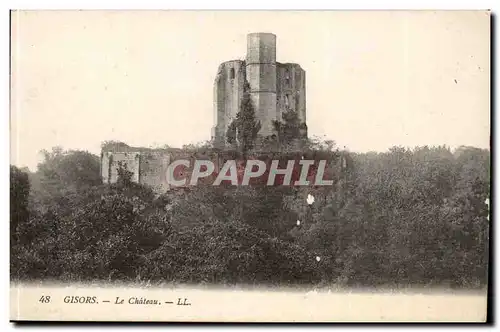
<box><xmin>10</xmin><ymin>143</ymin><xmax>490</xmax><ymax>288</ymax></box>
<box><xmin>226</xmin><ymin>81</ymin><xmax>262</xmax><ymax>154</ymax></box>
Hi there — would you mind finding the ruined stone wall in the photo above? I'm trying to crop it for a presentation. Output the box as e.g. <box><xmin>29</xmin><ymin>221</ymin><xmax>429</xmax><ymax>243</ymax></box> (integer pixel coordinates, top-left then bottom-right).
<box><xmin>101</xmin><ymin>148</ymin><xmax>170</xmax><ymax>191</ymax></box>
<box><xmin>101</xmin><ymin>151</ymin><xmax>111</xmax><ymax>184</ymax></box>
<box><xmin>138</xmin><ymin>151</ymin><xmax>171</xmax><ymax>193</ymax></box>
<box><xmin>101</xmin><ymin>151</ymin><xmax>140</xmax><ymax>184</ymax></box>
<box><xmin>276</xmin><ymin>63</ymin><xmax>306</xmax><ymax>126</ymax></box>
<box><xmin>212</xmin><ymin>60</ymin><xmax>246</xmax><ymax>146</ymax></box>
<box><xmin>101</xmin><ymin>148</ymin><xmax>223</xmax><ymax>193</ymax></box>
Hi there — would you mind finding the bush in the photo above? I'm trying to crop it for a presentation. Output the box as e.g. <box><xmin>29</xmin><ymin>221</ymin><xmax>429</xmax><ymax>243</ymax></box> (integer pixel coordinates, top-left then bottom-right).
<box><xmin>10</xmin><ymin>145</ymin><xmax>490</xmax><ymax>288</ymax></box>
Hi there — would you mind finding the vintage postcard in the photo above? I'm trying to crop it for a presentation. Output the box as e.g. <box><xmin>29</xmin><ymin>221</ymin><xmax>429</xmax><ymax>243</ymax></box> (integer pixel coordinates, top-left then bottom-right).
<box><xmin>9</xmin><ymin>10</ymin><xmax>490</xmax><ymax>322</ymax></box>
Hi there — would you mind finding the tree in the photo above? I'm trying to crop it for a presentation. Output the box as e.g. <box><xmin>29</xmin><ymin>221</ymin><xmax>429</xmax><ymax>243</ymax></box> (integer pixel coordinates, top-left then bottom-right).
<box><xmin>101</xmin><ymin>141</ymin><xmax>131</xmax><ymax>152</ymax></box>
<box><xmin>273</xmin><ymin>109</ymin><xmax>303</xmax><ymax>147</ymax></box>
<box><xmin>12</xmin><ymin>139</ymin><xmax>490</xmax><ymax>288</ymax></box>
<box><xmin>226</xmin><ymin>81</ymin><xmax>261</xmax><ymax>154</ymax></box>
<box><xmin>37</xmin><ymin>147</ymin><xmax>101</xmax><ymax>190</ymax></box>
<box><xmin>226</xmin><ymin>121</ymin><xmax>237</xmax><ymax>147</ymax></box>
<box><xmin>33</xmin><ymin>147</ymin><xmax>101</xmax><ymax>203</ymax></box>
<box><xmin>116</xmin><ymin>162</ymin><xmax>135</xmax><ymax>187</ymax></box>
<box><xmin>10</xmin><ymin>166</ymin><xmax>31</xmax><ymax>244</ymax></box>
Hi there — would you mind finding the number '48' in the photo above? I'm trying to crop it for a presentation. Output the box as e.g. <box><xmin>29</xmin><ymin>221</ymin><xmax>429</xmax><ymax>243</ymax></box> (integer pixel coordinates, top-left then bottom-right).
<box><xmin>39</xmin><ymin>296</ymin><xmax>51</xmax><ymax>303</ymax></box>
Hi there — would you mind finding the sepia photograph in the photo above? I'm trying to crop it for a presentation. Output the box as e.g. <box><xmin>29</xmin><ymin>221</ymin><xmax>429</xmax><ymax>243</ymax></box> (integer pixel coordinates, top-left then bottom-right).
<box><xmin>9</xmin><ymin>10</ymin><xmax>490</xmax><ymax>322</ymax></box>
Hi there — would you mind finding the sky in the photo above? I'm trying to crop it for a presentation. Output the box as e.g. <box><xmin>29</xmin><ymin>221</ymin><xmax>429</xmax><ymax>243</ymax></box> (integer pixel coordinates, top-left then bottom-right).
<box><xmin>10</xmin><ymin>10</ymin><xmax>490</xmax><ymax>170</ymax></box>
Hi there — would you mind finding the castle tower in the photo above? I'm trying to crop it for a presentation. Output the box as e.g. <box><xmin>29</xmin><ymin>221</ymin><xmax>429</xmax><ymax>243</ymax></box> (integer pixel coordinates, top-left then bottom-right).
<box><xmin>212</xmin><ymin>60</ymin><xmax>246</xmax><ymax>147</ymax></box>
<box><xmin>212</xmin><ymin>33</ymin><xmax>306</xmax><ymax>146</ymax></box>
<box><xmin>245</xmin><ymin>33</ymin><xmax>278</xmax><ymax>137</ymax></box>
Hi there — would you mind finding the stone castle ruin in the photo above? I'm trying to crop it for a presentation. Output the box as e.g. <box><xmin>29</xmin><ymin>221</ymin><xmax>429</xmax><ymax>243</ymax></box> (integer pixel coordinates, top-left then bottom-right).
<box><xmin>101</xmin><ymin>33</ymin><xmax>311</xmax><ymax>192</ymax></box>
<box><xmin>101</xmin><ymin>145</ymin><xmax>220</xmax><ymax>193</ymax></box>
<box><xmin>212</xmin><ymin>32</ymin><xmax>307</xmax><ymax>145</ymax></box>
